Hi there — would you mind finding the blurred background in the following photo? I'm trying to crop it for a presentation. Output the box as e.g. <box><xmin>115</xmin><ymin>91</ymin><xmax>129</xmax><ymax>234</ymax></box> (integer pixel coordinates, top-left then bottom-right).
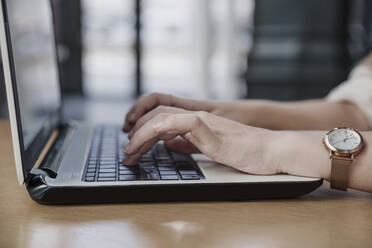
<box><xmin>0</xmin><ymin>0</ymin><xmax>371</xmax><ymax>123</ymax></box>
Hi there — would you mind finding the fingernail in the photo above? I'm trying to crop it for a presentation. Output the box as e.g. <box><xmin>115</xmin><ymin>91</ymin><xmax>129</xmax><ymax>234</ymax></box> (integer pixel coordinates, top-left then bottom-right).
<box><xmin>122</xmin><ymin>126</ymin><xmax>128</xmax><ymax>132</ymax></box>
<box><xmin>153</xmin><ymin>122</ymin><xmax>163</xmax><ymax>131</ymax></box>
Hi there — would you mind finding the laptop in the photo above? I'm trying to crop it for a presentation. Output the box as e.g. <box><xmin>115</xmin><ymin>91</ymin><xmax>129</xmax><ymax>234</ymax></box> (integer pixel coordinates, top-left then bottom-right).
<box><xmin>0</xmin><ymin>0</ymin><xmax>322</xmax><ymax>204</ymax></box>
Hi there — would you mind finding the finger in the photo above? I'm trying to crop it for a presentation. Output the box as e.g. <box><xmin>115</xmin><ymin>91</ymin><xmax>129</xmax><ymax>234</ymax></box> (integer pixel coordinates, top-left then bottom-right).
<box><xmin>127</xmin><ymin>113</ymin><xmax>220</xmax><ymax>158</ymax></box>
<box><xmin>128</xmin><ymin>106</ymin><xmax>190</xmax><ymax>139</ymax></box>
<box><xmin>124</xmin><ymin>132</ymin><xmax>178</xmax><ymax>164</ymax></box>
<box><xmin>123</xmin><ymin>93</ymin><xmax>173</xmax><ymax>132</ymax></box>
<box><xmin>164</xmin><ymin>136</ymin><xmax>200</xmax><ymax>153</ymax></box>
<box><xmin>123</xmin><ymin>138</ymin><xmax>158</xmax><ymax>165</ymax></box>
<box><xmin>123</xmin><ymin>105</ymin><xmax>138</xmax><ymax>132</ymax></box>
<box><xmin>123</xmin><ymin>93</ymin><xmax>215</xmax><ymax>133</ymax></box>
<box><xmin>159</xmin><ymin>114</ymin><xmax>219</xmax><ymax>148</ymax></box>
<box><xmin>123</xmin><ymin>122</ymin><xmax>134</xmax><ymax>133</ymax></box>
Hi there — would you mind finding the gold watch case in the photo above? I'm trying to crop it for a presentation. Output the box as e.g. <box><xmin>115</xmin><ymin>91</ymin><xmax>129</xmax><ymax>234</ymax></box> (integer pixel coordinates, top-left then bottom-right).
<box><xmin>323</xmin><ymin>127</ymin><xmax>364</xmax><ymax>159</ymax></box>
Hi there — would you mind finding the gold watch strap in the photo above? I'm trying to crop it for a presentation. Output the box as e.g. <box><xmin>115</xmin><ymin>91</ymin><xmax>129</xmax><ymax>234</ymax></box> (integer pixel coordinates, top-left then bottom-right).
<box><xmin>330</xmin><ymin>157</ymin><xmax>352</xmax><ymax>191</ymax></box>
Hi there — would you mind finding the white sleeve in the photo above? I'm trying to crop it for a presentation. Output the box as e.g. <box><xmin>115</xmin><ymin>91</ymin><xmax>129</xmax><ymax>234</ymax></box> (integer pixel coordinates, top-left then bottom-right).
<box><xmin>326</xmin><ymin>52</ymin><xmax>372</xmax><ymax>129</ymax></box>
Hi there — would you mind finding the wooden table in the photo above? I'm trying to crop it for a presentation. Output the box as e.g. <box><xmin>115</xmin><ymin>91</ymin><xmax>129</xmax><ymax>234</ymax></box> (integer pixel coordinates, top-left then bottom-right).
<box><xmin>1</xmin><ymin>120</ymin><xmax>372</xmax><ymax>248</ymax></box>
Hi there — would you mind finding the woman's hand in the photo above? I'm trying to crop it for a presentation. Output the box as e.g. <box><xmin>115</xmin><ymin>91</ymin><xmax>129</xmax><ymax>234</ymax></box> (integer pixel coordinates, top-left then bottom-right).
<box><xmin>122</xmin><ymin>93</ymin><xmax>260</xmax><ymax>131</ymax></box>
<box><xmin>123</xmin><ymin>93</ymin><xmax>217</xmax><ymax>133</ymax></box>
<box><xmin>123</xmin><ymin>109</ymin><xmax>281</xmax><ymax>175</ymax></box>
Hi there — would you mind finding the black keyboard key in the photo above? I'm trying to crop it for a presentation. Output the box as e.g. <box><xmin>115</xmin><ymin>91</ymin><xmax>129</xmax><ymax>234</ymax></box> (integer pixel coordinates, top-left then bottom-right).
<box><xmin>97</xmin><ymin>177</ymin><xmax>115</xmax><ymax>182</ymax></box>
<box><xmin>119</xmin><ymin>175</ymin><xmax>137</xmax><ymax>181</ymax></box>
<box><xmin>86</xmin><ymin>172</ymin><xmax>96</xmax><ymax>177</ymax></box>
<box><xmin>180</xmin><ymin>174</ymin><xmax>200</xmax><ymax>180</ymax></box>
<box><xmin>98</xmin><ymin>172</ymin><xmax>116</xmax><ymax>178</ymax></box>
<box><xmin>99</xmin><ymin>164</ymin><xmax>116</xmax><ymax>169</ymax></box>
<box><xmin>159</xmin><ymin>170</ymin><xmax>177</xmax><ymax>175</ymax></box>
<box><xmin>119</xmin><ymin>170</ymin><xmax>135</xmax><ymax>175</ymax></box>
<box><xmin>160</xmin><ymin>175</ymin><xmax>179</xmax><ymax>180</ymax></box>
<box><xmin>158</xmin><ymin>167</ymin><xmax>176</xmax><ymax>171</ymax></box>
<box><xmin>87</xmin><ymin>166</ymin><xmax>97</xmax><ymax>171</ymax></box>
<box><xmin>100</xmin><ymin>159</ymin><xmax>116</xmax><ymax>163</ymax></box>
<box><xmin>119</xmin><ymin>165</ymin><xmax>137</xmax><ymax>170</ymax></box>
<box><xmin>178</xmin><ymin>170</ymin><xmax>198</xmax><ymax>175</ymax></box>
<box><xmin>85</xmin><ymin>176</ymin><xmax>95</xmax><ymax>181</ymax></box>
<box><xmin>99</xmin><ymin>168</ymin><xmax>116</xmax><ymax>173</ymax></box>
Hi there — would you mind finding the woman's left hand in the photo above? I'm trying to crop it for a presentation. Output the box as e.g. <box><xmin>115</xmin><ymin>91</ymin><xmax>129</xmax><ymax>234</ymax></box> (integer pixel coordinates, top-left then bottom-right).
<box><xmin>123</xmin><ymin>108</ymin><xmax>281</xmax><ymax>175</ymax></box>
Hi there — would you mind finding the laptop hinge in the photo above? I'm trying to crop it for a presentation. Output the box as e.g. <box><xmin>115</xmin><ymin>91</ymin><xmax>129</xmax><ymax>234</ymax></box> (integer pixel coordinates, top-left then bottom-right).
<box><xmin>28</xmin><ymin>124</ymin><xmax>72</xmax><ymax>180</ymax></box>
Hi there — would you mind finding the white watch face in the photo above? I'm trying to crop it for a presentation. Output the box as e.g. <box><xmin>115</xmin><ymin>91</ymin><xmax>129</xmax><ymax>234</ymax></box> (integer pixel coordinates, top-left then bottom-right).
<box><xmin>327</xmin><ymin>128</ymin><xmax>362</xmax><ymax>151</ymax></box>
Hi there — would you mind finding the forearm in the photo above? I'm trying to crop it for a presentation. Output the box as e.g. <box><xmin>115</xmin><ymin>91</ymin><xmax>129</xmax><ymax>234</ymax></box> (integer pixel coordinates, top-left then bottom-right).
<box><xmin>217</xmin><ymin>99</ymin><xmax>369</xmax><ymax>131</ymax></box>
<box><xmin>272</xmin><ymin>131</ymin><xmax>372</xmax><ymax>192</ymax></box>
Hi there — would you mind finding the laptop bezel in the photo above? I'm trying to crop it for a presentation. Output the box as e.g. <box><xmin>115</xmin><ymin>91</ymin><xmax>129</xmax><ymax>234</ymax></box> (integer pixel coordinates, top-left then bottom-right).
<box><xmin>0</xmin><ymin>0</ymin><xmax>62</xmax><ymax>184</ymax></box>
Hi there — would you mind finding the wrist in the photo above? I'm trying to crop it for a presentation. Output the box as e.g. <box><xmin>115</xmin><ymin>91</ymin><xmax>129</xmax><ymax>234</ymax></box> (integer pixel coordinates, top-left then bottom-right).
<box><xmin>269</xmin><ymin>131</ymin><xmax>331</xmax><ymax>180</ymax></box>
<box><xmin>213</xmin><ymin>100</ymin><xmax>263</xmax><ymax>126</ymax></box>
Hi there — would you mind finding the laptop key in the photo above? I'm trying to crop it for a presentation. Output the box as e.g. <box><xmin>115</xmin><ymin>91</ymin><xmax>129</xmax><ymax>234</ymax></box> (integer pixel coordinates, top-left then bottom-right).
<box><xmin>99</xmin><ymin>164</ymin><xmax>116</xmax><ymax>169</ymax></box>
<box><xmin>85</xmin><ymin>176</ymin><xmax>95</xmax><ymax>181</ymax></box>
<box><xmin>119</xmin><ymin>165</ymin><xmax>137</xmax><ymax>170</ymax></box>
<box><xmin>158</xmin><ymin>167</ymin><xmax>176</xmax><ymax>171</ymax></box>
<box><xmin>178</xmin><ymin>170</ymin><xmax>198</xmax><ymax>175</ymax></box>
<box><xmin>98</xmin><ymin>172</ymin><xmax>116</xmax><ymax>178</ymax></box>
<box><xmin>160</xmin><ymin>175</ymin><xmax>179</xmax><ymax>180</ymax></box>
<box><xmin>159</xmin><ymin>170</ymin><xmax>177</xmax><ymax>175</ymax></box>
<box><xmin>98</xmin><ymin>168</ymin><xmax>115</xmax><ymax>173</ymax></box>
<box><xmin>86</xmin><ymin>172</ymin><xmax>96</xmax><ymax>177</ymax></box>
<box><xmin>119</xmin><ymin>170</ymin><xmax>135</xmax><ymax>175</ymax></box>
<box><xmin>180</xmin><ymin>174</ymin><xmax>200</xmax><ymax>180</ymax></box>
<box><xmin>119</xmin><ymin>175</ymin><xmax>137</xmax><ymax>181</ymax></box>
<box><xmin>97</xmin><ymin>177</ymin><xmax>116</xmax><ymax>182</ymax></box>
<box><xmin>100</xmin><ymin>159</ymin><xmax>116</xmax><ymax>163</ymax></box>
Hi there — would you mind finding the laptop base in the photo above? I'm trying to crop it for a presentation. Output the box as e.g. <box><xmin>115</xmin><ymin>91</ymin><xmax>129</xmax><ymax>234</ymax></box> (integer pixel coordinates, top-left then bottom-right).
<box><xmin>26</xmin><ymin>173</ymin><xmax>323</xmax><ymax>204</ymax></box>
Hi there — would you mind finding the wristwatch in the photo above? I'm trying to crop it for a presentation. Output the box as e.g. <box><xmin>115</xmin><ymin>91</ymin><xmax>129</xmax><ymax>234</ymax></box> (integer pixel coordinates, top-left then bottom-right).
<box><xmin>323</xmin><ymin>127</ymin><xmax>364</xmax><ymax>191</ymax></box>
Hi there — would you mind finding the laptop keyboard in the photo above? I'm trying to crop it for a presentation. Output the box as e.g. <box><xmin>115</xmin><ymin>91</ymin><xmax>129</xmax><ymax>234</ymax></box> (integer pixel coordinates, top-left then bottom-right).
<box><xmin>83</xmin><ymin>126</ymin><xmax>204</xmax><ymax>182</ymax></box>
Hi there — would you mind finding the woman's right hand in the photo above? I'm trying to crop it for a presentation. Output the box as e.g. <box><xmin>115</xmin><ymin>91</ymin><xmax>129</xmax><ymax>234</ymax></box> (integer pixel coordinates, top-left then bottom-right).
<box><xmin>123</xmin><ymin>93</ymin><xmax>218</xmax><ymax>133</ymax></box>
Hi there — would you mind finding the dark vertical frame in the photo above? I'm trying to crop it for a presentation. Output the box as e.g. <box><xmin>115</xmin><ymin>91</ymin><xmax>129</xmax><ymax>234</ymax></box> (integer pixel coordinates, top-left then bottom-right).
<box><xmin>0</xmin><ymin>60</ymin><xmax>8</xmax><ymax>117</ymax></box>
<box><xmin>364</xmin><ymin>0</ymin><xmax>372</xmax><ymax>50</ymax></box>
<box><xmin>134</xmin><ymin>0</ymin><xmax>142</xmax><ymax>97</ymax></box>
<box><xmin>52</xmin><ymin>0</ymin><xmax>83</xmax><ymax>95</ymax></box>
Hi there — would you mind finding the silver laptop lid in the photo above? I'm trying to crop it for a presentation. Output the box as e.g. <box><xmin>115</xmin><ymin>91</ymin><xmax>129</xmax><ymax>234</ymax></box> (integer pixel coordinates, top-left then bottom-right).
<box><xmin>0</xmin><ymin>0</ymin><xmax>62</xmax><ymax>184</ymax></box>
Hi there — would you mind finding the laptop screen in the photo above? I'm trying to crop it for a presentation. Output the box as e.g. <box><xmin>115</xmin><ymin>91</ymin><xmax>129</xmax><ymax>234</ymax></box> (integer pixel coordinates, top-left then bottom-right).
<box><xmin>1</xmin><ymin>0</ymin><xmax>62</xmax><ymax>182</ymax></box>
<box><xmin>5</xmin><ymin>0</ymin><xmax>61</xmax><ymax>148</ymax></box>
